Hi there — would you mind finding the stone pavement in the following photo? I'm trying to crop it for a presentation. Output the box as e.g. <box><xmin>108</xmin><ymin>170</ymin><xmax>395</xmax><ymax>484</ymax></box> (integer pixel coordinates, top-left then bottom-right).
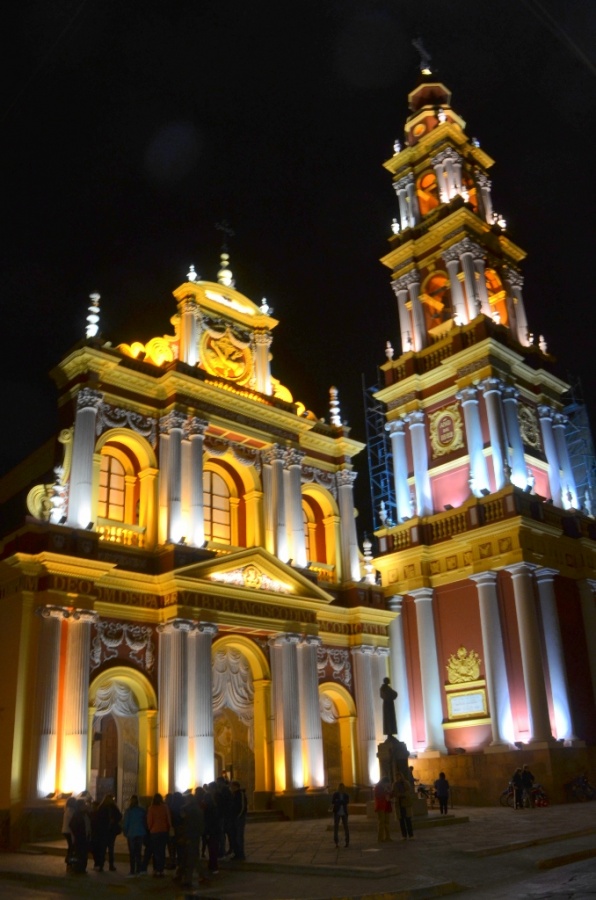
<box><xmin>1</xmin><ymin>802</ymin><xmax>595</xmax><ymax>899</ymax></box>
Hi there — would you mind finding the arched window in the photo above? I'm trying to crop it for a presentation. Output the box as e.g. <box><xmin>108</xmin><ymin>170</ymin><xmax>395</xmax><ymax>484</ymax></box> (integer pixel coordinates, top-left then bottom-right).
<box><xmin>204</xmin><ymin>469</ymin><xmax>231</xmax><ymax>544</ymax></box>
<box><xmin>417</xmin><ymin>171</ymin><xmax>439</xmax><ymax>216</ymax></box>
<box><xmin>98</xmin><ymin>454</ymin><xmax>125</xmax><ymax>522</ymax></box>
<box><xmin>485</xmin><ymin>269</ymin><xmax>508</xmax><ymax>326</ymax></box>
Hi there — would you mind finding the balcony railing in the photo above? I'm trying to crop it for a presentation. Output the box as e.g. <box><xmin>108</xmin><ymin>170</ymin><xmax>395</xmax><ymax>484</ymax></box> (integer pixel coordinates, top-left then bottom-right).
<box><xmin>96</xmin><ymin>519</ymin><xmax>146</xmax><ymax>548</ymax></box>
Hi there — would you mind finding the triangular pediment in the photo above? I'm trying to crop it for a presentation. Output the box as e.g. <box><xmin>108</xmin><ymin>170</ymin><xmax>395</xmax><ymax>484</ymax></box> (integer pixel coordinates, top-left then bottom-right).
<box><xmin>173</xmin><ymin>547</ymin><xmax>334</xmax><ymax>604</ymax></box>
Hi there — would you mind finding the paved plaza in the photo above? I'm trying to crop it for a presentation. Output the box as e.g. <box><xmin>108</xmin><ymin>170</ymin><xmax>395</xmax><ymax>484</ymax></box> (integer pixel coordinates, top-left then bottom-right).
<box><xmin>1</xmin><ymin>802</ymin><xmax>595</xmax><ymax>899</ymax></box>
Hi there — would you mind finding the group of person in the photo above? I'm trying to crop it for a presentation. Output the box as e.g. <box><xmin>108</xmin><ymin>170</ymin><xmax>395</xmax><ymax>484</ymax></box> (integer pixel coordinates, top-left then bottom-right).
<box><xmin>61</xmin><ymin>775</ymin><xmax>248</xmax><ymax>887</ymax></box>
<box><xmin>373</xmin><ymin>772</ymin><xmax>415</xmax><ymax>842</ymax></box>
<box><xmin>511</xmin><ymin>764</ymin><xmax>535</xmax><ymax>808</ymax></box>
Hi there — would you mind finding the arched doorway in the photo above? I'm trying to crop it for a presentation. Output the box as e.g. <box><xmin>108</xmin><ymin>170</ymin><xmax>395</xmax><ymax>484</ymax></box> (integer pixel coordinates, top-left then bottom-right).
<box><xmin>319</xmin><ymin>683</ymin><xmax>357</xmax><ymax>790</ymax></box>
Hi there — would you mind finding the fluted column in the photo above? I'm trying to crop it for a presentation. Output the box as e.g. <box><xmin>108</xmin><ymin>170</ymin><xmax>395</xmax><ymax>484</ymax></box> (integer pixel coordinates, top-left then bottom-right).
<box><xmin>285</xmin><ymin>450</ymin><xmax>307</xmax><ymax>568</ymax></box>
<box><xmin>262</xmin><ymin>446</ymin><xmax>288</xmax><ymax>561</ymax></box>
<box><xmin>404</xmin><ymin>174</ymin><xmax>419</xmax><ymax>227</ymax></box>
<box><xmin>162</xmin><ymin>412</ymin><xmax>186</xmax><ymax>544</ymax></box>
<box><xmin>410</xmin><ymin>588</ymin><xmax>447</xmax><ymax>753</ymax></box>
<box><xmin>185</xmin><ymin>417</ymin><xmax>207</xmax><ymax>547</ymax></box>
<box><xmin>468</xmin><ymin>573</ymin><xmax>514</xmax><ymax>747</ymax></box>
<box><xmin>577</xmin><ymin>580</ymin><xmax>596</xmax><ymax>705</ymax></box>
<box><xmin>534</xmin><ymin>569</ymin><xmax>576</xmax><ymax>740</ymax></box>
<box><xmin>472</xmin><ymin>251</ymin><xmax>491</xmax><ymax>316</ymax></box>
<box><xmin>68</xmin><ymin>388</ymin><xmax>103</xmax><ymax>528</ymax></box>
<box><xmin>460</xmin><ymin>240</ymin><xmax>481</xmax><ymax>320</ymax></box>
<box><xmin>479</xmin><ymin>377</ymin><xmax>510</xmax><ymax>490</ymax></box>
<box><xmin>432</xmin><ymin>158</ymin><xmax>449</xmax><ymax>201</ymax></box>
<box><xmin>476</xmin><ymin>172</ymin><xmax>493</xmax><ymax>224</ymax></box>
<box><xmin>269</xmin><ymin>634</ymin><xmax>303</xmax><ymax>791</ymax></box>
<box><xmin>158</xmin><ymin>619</ymin><xmax>192</xmax><ymax>793</ymax></box>
<box><xmin>297</xmin><ymin>636</ymin><xmax>324</xmax><ymax>788</ymax></box>
<box><xmin>501</xmin><ymin>387</ymin><xmax>528</xmax><ymax>489</ymax></box>
<box><xmin>188</xmin><ymin>622</ymin><xmax>218</xmax><ymax>786</ymax></box>
<box><xmin>34</xmin><ymin>606</ymin><xmax>67</xmax><ymax>797</ymax></box>
<box><xmin>351</xmin><ymin>645</ymin><xmax>380</xmax><ymax>784</ymax></box>
<box><xmin>506</xmin><ymin>564</ymin><xmax>554</xmax><ymax>744</ymax></box>
<box><xmin>392</xmin><ymin>275</ymin><xmax>413</xmax><ymax>353</ymax></box>
<box><xmin>61</xmin><ymin>610</ymin><xmax>97</xmax><ymax>794</ymax></box>
<box><xmin>504</xmin><ymin>269</ymin><xmax>529</xmax><ymax>346</ymax></box>
<box><xmin>387</xmin><ymin>597</ymin><xmax>413</xmax><ymax>749</ymax></box>
<box><xmin>386</xmin><ymin>419</ymin><xmax>411</xmax><ymax>522</ymax></box>
<box><xmin>552</xmin><ymin>414</ymin><xmax>578</xmax><ymax>509</ymax></box>
<box><xmin>538</xmin><ymin>406</ymin><xmax>562</xmax><ymax>507</ymax></box>
<box><xmin>179</xmin><ymin>296</ymin><xmax>199</xmax><ymax>366</ymax></box>
<box><xmin>336</xmin><ymin>469</ymin><xmax>361</xmax><ymax>582</ymax></box>
<box><xmin>407</xmin><ymin>411</ymin><xmax>433</xmax><ymax>516</ymax></box>
<box><xmin>443</xmin><ymin>248</ymin><xmax>468</xmax><ymax>325</ymax></box>
<box><xmin>408</xmin><ymin>274</ymin><xmax>427</xmax><ymax>351</ymax></box>
<box><xmin>457</xmin><ymin>386</ymin><xmax>490</xmax><ymax>495</ymax></box>
<box><xmin>253</xmin><ymin>331</ymin><xmax>273</xmax><ymax>395</ymax></box>
<box><xmin>393</xmin><ymin>179</ymin><xmax>409</xmax><ymax>231</ymax></box>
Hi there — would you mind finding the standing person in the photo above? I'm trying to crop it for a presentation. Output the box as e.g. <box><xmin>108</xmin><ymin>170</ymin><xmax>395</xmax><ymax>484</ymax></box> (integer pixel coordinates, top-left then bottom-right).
<box><xmin>521</xmin><ymin>765</ymin><xmax>535</xmax><ymax>807</ymax></box>
<box><xmin>93</xmin><ymin>794</ymin><xmax>122</xmax><ymax>872</ymax></box>
<box><xmin>331</xmin><ymin>783</ymin><xmax>350</xmax><ymax>849</ymax></box>
<box><xmin>203</xmin><ymin>784</ymin><xmax>221</xmax><ymax>875</ymax></box>
<box><xmin>122</xmin><ymin>795</ymin><xmax>147</xmax><ymax>877</ymax></box>
<box><xmin>230</xmin><ymin>780</ymin><xmax>248</xmax><ymax>860</ymax></box>
<box><xmin>180</xmin><ymin>791</ymin><xmax>205</xmax><ymax>890</ymax></box>
<box><xmin>147</xmin><ymin>792</ymin><xmax>172</xmax><ymax>877</ymax></box>
<box><xmin>434</xmin><ymin>772</ymin><xmax>450</xmax><ymax>815</ymax></box>
<box><xmin>374</xmin><ymin>776</ymin><xmax>393</xmax><ymax>842</ymax></box>
<box><xmin>512</xmin><ymin>768</ymin><xmax>524</xmax><ymax>809</ymax></box>
<box><xmin>393</xmin><ymin>770</ymin><xmax>414</xmax><ymax>840</ymax></box>
<box><xmin>69</xmin><ymin>798</ymin><xmax>91</xmax><ymax>874</ymax></box>
<box><xmin>61</xmin><ymin>796</ymin><xmax>77</xmax><ymax>866</ymax></box>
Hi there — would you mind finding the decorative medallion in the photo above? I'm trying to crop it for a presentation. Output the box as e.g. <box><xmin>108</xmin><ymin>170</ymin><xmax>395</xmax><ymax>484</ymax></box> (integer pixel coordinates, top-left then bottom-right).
<box><xmin>429</xmin><ymin>404</ymin><xmax>464</xmax><ymax>458</ymax></box>
<box><xmin>518</xmin><ymin>405</ymin><xmax>542</xmax><ymax>450</ymax></box>
<box><xmin>200</xmin><ymin>328</ymin><xmax>253</xmax><ymax>384</ymax></box>
<box><xmin>209</xmin><ymin>564</ymin><xmax>291</xmax><ymax>594</ymax></box>
<box><xmin>446</xmin><ymin>646</ymin><xmax>482</xmax><ymax>684</ymax></box>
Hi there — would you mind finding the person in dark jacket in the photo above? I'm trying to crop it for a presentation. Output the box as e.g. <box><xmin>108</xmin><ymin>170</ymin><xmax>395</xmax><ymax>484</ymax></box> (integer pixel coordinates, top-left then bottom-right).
<box><xmin>512</xmin><ymin>768</ymin><xmax>524</xmax><ymax>809</ymax></box>
<box><xmin>93</xmin><ymin>794</ymin><xmax>122</xmax><ymax>872</ymax></box>
<box><xmin>230</xmin><ymin>780</ymin><xmax>248</xmax><ymax>860</ymax></box>
<box><xmin>69</xmin><ymin>798</ymin><xmax>91</xmax><ymax>873</ymax></box>
<box><xmin>331</xmin><ymin>783</ymin><xmax>350</xmax><ymax>848</ymax></box>
<box><xmin>122</xmin><ymin>795</ymin><xmax>147</xmax><ymax>877</ymax></box>
<box><xmin>180</xmin><ymin>791</ymin><xmax>205</xmax><ymax>889</ymax></box>
<box><xmin>434</xmin><ymin>772</ymin><xmax>450</xmax><ymax>815</ymax></box>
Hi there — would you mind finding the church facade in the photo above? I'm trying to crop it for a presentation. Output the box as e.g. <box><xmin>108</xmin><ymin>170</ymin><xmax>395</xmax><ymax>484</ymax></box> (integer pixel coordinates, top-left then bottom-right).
<box><xmin>373</xmin><ymin>71</ymin><xmax>596</xmax><ymax>776</ymax></box>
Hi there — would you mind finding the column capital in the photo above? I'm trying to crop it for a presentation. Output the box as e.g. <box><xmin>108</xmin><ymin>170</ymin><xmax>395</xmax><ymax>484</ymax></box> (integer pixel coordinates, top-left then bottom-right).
<box><xmin>336</xmin><ymin>468</ymin><xmax>357</xmax><ymax>488</ymax></box>
<box><xmin>504</xmin><ymin>267</ymin><xmax>524</xmax><ymax>290</ymax></box>
<box><xmin>385</xmin><ymin>418</ymin><xmax>407</xmax><ymax>436</ymax></box>
<box><xmin>252</xmin><ymin>331</ymin><xmax>273</xmax><ymax>347</ymax></box>
<box><xmin>449</xmin><ymin>236</ymin><xmax>483</xmax><ymax>258</ymax></box>
<box><xmin>394</xmin><ymin>173</ymin><xmax>415</xmax><ymax>191</ymax></box>
<box><xmin>387</xmin><ymin>595</ymin><xmax>404</xmax><ymax>613</ymax></box>
<box><xmin>285</xmin><ymin>449</ymin><xmax>305</xmax><ymax>468</ymax></box>
<box><xmin>160</xmin><ymin>410</ymin><xmax>187</xmax><ymax>434</ymax></box>
<box><xmin>552</xmin><ymin>412</ymin><xmax>568</xmax><ymax>428</ymax></box>
<box><xmin>537</xmin><ymin>404</ymin><xmax>554</xmax><ymax>421</ymax></box>
<box><xmin>269</xmin><ymin>632</ymin><xmax>301</xmax><ymax>648</ymax></box>
<box><xmin>185</xmin><ymin>417</ymin><xmax>208</xmax><ymax>438</ymax></box>
<box><xmin>36</xmin><ymin>604</ymin><xmax>71</xmax><ymax>620</ymax></box>
<box><xmin>432</xmin><ymin>147</ymin><xmax>462</xmax><ymax>165</ymax></box>
<box><xmin>409</xmin><ymin>587</ymin><xmax>434</xmax><ymax>603</ymax></box>
<box><xmin>479</xmin><ymin>376</ymin><xmax>504</xmax><ymax>395</ymax></box>
<box><xmin>475</xmin><ymin>172</ymin><xmax>492</xmax><ymax>190</ymax></box>
<box><xmin>533</xmin><ymin>567</ymin><xmax>559</xmax><ymax>584</ymax></box>
<box><xmin>351</xmin><ymin>644</ymin><xmax>376</xmax><ymax>656</ymax></box>
<box><xmin>456</xmin><ymin>385</ymin><xmax>479</xmax><ymax>404</ymax></box>
<box><xmin>196</xmin><ymin>622</ymin><xmax>218</xmax><ymax>636</ymax></box>
<box><xmin>262</xmin><ymin>444</ymin><xmax>286</xmax><ymax>466</ymax></box>
<box><xmin>375</xmin><ymin>646</ymin><xmax>390</xmax><ymax>657</ymax></box>
<box><xmin>76</xmin><ymin>387</ymin><xmax>103</xmax><ymax>412</ymax></box>
<box><xmin>301</xmin><ymin>634</ymin><xmax>322</xmax><ymax>648</ymax></box>
<box><xmin>158</xmin><ymin>617</ymin><xmax>195</xmax><ymax>634</ymax></box>
<box><xmin>504</xmin><ymin>563</ymin><xmax>537</xmax><ymax>579</ymax></box>
<box><xmin>468</xmin><ymin>571</ymin><xmax>499</xmax><ymax>587</ymax></box>
<box><xmin>406</xmin><ymin>409</ymin><xmax>425</xmax><ymax>427</ymax></box>
<box><xmin>501</xmin><ymin>385</ymin><xmax>520</xmax><ymax>402</ymax></box>
<box><xmin>392</xmin><ymin>268</ymin><xmax>419</xmax><ymax>293</ymax></box>
<box><xmin>70</xmin><ymin>609</ymin><xmax>99</xmax><ymax>623</ymax></box>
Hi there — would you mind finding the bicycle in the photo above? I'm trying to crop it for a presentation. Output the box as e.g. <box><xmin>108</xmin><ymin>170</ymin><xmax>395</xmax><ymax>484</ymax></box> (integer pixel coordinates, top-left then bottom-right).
<box><xmin>565</xmin><ymin>775</ymin><xmax>596</xmax><ymax>802</ymax></box>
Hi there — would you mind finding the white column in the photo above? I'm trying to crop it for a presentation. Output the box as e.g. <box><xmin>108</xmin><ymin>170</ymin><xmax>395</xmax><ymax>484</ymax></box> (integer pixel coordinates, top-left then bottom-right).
<box><xmin>480</xmin><ymin>377</ymin><xmax>510</xmax><ymax>490</ymax></box>
<box><xmin>473</xmin><ymin>251</ymin><xmax>491</xmax><ymax>316</ymax></box>
<box><xmin>442</xmin><ymin>249</ymin><xmax>468</xmax><ymax>325</ymax></box>
<box><xmin>538</xmin><ymin>406</ymin><xmax>562</xmax><ymax>507</ymax></box>
<box><xmin>460</xmin><ymin>240</ymin><xmax>481</xmax><ymax>320</ymax></box>
<box><xmin>502</xmin><ymin>387</ymin><xmax>528</xmax><ymax>489</ymax></box>
<box><xmin>297</xmin><ymin>636</ymin><xmax>325</xmax><ymax>789</ymax></box>
<box><xmin>253</xmin><ymin>331</ymin><xmax>273</xmax><ymax>395</ymax></box>
<box><xmin>34</xmin><ymin>606</ymin><xmax>67</xmax><ymax>797</ymax></box>
<box><xmin>577</xmin><ymin>580</ymin><xmax>596</xmax><ymax>705</ymax></box>
<box><xmin>410</xmin><ymin>588</ymin><xmax>447</xmax><ymax>754</ymax></box>
<box><xmin>387</xmin><ymin>597</ymin><xmax>413</xmax><ymax>749</ymax></box>
<box><xmin>68</xmin><ymin>388</ymin><xmax>103</xmax><ymax>528</ymax></box>
<box><xmin>404</xmin><ymin>175</ymin><xmax>419</xmax><ymax>227</ymax></box>
<box><xmin>61</xmin><ymin>610</ymin><xmax>97</xmax><ymax>795</ymax></box>
<box><xmin>533</xmin><ymin>568</ymin><xmax>576</xmax><ymax>741</ymax></box>
<box><xmin>468</xmin><ymin>573</ymin><xmax>514</xmax><ymax>747</ymax></box>
<box><xmin>408</xmin><ymin>276</ymin><xmax>427</xmax><ymax>351</ymax></box>
<box><xmin>262</xmin><ymin>446</ymin><xmax>287</xmax><ymax>561</ymax></box>
<box><xmin>504</xmin><ymin>269</ymin><xmax>529</xmax><ymax>346</ymax></box>
<box><xmin>164</xmin><ymin>412</ymin><xmax>186</xmax><ymax>543</ymax></box>
<box><xmin>158</xmin><ymin>619</ymin><xmax>191</xmax><ymax>792</ymax></box>
<box><xmin>186</xmin><ymin>418</ymin><xmax>207</xmax><ymax>547</ymax></box>
<box><xmin>432</xmin><ymin>159</ymin><xmax>449</xmax><ymax>201</ymax></box>
<box><xmin>386</xmin><ymin>419</ymin><xmax>411</xmax><ymax>523</ymax></box>
<box><xmin>269</xmin><ymin>634</ymin><xmax>303</xmax><ymax>791</ymax></box>
<box><xmin>391</xmin><ymin>278</ymin><xmax>413</xmax><ymax>353</ymax></box>
<box><xmin>476</xmin><ymin>172</ymin><xmax>494</xmax><ymax>224</ymax></box>
<box><xmin>506</xmin><ymin>564</ymin><xmax>555</xmax><ymax>745</ymax></box>
<box><xmin>394</xmin><ymin>180</ymin><xmax>409</xmax><ymax>231</ymax></box>
<box><xmin>552</xmin><ymin>414</ymin><xmax>578</xmax><ymax>509</ymax></box>
<box><xmin>285</xmin><ymin>450</ymin><xmax>307</xmax><ymax>568</ymax></box>
<box><xmin>178</xmin><ymin>297</ymin><xmax>199</xmax><ymax>366</ymax></box>
<box><xmin>351</xmin><ymin>645</ymin><xmax>380</xmax><ymax>785</ymax></box>
<box><xmin>189</xmin><ymin>622</ymin><xmax>217</xmax><ymax>786</ymax></box>
<box><xmin>336</xmin><ymin>469</ymin><xmax>361</xmax><ymax>582</ymax></box>
<box><xmin>407</xmin><ymin>411</ymin><xmax>433</xmax><ymax>516</ymax></box>
<box><xmin>457</xmin><ymin>386</ymin><xmax>490</xmax><ymax>495</ymax></box>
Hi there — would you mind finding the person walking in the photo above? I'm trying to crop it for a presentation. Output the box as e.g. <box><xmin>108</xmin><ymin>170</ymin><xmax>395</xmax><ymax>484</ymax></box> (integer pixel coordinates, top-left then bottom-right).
<box><xmin>331</xmin><ymin>783</ymin><xmax>350</xmax><ymax>848</ymax></box>
<box><xmin>393</xmin><ymin>770</ymin><xmax>414</xmax><ymax>840</ymax></box>
<box><xmin>374</xmin><ymin>776</ymin><xmax>393</xmax><ymax>842</ymax></box>
<box><xmin>122</xmin><ymin>795</ymin><xmax>147</xmax><ymax>877</ymax></box>
<box><xmin>434</xmin><ymin>772</ymin><xmax>450</xmax><ymax>815</ymax></box>
<box><xmin>147</xmin><ymin>792</ymin><xmax>172</xmax><ymax>876</ymax></box>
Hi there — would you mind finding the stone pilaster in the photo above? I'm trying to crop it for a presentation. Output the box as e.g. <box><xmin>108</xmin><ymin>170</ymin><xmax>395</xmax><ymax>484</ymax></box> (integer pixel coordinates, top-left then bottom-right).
<box><xmin>34</xmin><ymin>606</ymin><xmax>68</xmax><ymax>797</ymax></box>
<box><xmin>336</xmin><ymin>469</ymin><xmax>361</xmax><ymax>582</ymax></box>
<box><xmin>387</xmin><ymin>597</ymin><xmax>413</xmax><ymax>748</ymax></box>
<box><xmin>262</xmin><ymin>446</ymin><xmax>288</xmax><ymax>561</ymax></box>
<box><xmin>297</xmin><ymin>636</ymin><xmax>324</xmax><ymax>789</ymax></box>
<box><xmin>386</xmin><ymin>419</ymin><xmax>411</xmax><ymax>522</ymax></box>
<box><xmin>351</xmin><ymin>645</ymin><xmax>380</xmax><ymax>785</ymax></box>
<box><xmin>538</xmin><ymin>406</ymin><xmax>562</xmax><ymax>507</ymax></box>
<box><xmin>410</xmin><ymin>588</ymin><xmax>447</xmax><ymax>754</ymax></box>
<box><xmin>285</xmin><ymin>449</ymin><xmax>307</xmax><ymax>568</ymax></box>
<box><xmin>188</xmin><ymin>622</ymin><xmax>218</xmax><ymax>786</ymax></box>
<box><xmin>479</xmin><ymin>377</ymin><xmax>510</xmax><ymax>491</ymax></box>
<box><xmin>406</xmin><ymin>411</ymin><xmax>433</xmax><ymax>516</ymax></box>
<box><xmin>68</xmin><ymin>388</ymin><xmax>103</xmax><ymax>528</ymax></box>
<box><xmin>61</xmin><ymin>609</ymin><xmax>98</xmax><ymax>794</ymax></box>
<box><xmin>456</xmin><ymin>386</ymin><xmax>490</xmax><ymax>495</ymax></box>
<box><xmin>269</xmin><ymin>634</ymin><xmax>303</xmax><ymax>791</ymax></box>
<box><xmin>534</xmin><ymin>569</ymin><xmax>576</xmax><ymax>741</ymax></box>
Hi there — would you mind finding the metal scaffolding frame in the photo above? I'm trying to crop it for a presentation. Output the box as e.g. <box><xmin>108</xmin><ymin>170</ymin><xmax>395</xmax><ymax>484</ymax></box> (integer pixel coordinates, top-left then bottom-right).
<box><xmin>362</xmin><ymin>374</ymin><xmax>395</xmax><ymax>531</ymax></box>
<box><xmin>563</xmin><ymin>376</ymin><xmax>596</xmax><ymax>515</ymax></box>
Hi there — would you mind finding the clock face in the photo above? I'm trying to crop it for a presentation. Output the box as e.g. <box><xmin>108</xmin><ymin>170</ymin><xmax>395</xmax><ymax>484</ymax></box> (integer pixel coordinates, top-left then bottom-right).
<box><xmin>413</xmin><ymin>123</ymin><xmax>426</xmax><ymax>138</ymax></box>
<box><xmin>518</xmin><ymin>406</ymin><xmax>541</xmax><ymax>448</ymax></box>
<box><xmin>200</xmin><ymin>329</ymin><xmax>253</xmax><ymax>385</ymax></box>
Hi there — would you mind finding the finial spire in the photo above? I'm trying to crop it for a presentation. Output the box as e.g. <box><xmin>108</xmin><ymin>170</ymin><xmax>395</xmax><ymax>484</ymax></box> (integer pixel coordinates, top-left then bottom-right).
<box><xmin>86</xmin><ymin>293</ymin><xmax>100</xmax><ymax>339</ymax></box>
<box><xmin>187</xmin><ymin>264</ymin><xmax>198</xmax><ymax>282</ymax></box>
<box><xmin>217</xmin><ymin>252</ymin><xmax>235</xmax><ymax>287</ymax></box>
<box><xmin>329</xmin><ymin>386</ymin><xmax>342</xmax><ymax>427</ymax></box>
<box><xmin>412</xmin><ymin>37</ymin><xmax>432</xmax><ymax>74</ymax></box>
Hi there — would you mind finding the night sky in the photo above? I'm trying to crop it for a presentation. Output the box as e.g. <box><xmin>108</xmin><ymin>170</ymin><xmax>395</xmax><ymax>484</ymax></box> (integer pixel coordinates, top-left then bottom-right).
<box><xmin>4</xmin><ymin>0</ymin><xmax>596</xmax><ymax>535</ymax></box>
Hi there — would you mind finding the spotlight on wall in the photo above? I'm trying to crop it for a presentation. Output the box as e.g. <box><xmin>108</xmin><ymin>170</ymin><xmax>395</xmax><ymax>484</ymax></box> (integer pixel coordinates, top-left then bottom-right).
<box><xmin>480</xmin><ymin>489</ymin><xmax>491</xmax><ymax>496</ymax></box>
<box><xmin>524</xmin><ymin>484</ymin><xmax>533</xmax><ymax>493</ymax></box>
<box><xmin>86</xmin><ymin>522</ymin><xmax>94</xmax><ymax>530</ymax></box>
<box><xmin>58</xmin><ymin>515</ymin><xmax>67</xmax><ymax>525</ymax></box>
<box><xmin>178</xmin><ymin>536</ymin><xmax>186</xmax><ymax>545</ymax></box>
<box><xmin>444</xmin><ymin>504</ymin><xmax>454</xmax><ymax>511</ymax></box>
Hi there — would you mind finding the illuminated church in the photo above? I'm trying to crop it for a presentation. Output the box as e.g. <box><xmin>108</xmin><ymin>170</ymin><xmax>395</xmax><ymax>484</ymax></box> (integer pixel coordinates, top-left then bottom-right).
<box><xmin>1</xmin><ymin>65</ymin><xmax>595</xmax><ymax>845</ymax></box>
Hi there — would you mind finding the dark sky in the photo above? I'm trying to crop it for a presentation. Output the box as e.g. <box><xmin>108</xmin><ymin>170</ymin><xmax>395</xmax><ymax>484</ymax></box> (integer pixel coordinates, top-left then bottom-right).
<box><xmin>3</xmin><ymin>0</ymin><xmax>596</xmax><ymax>534</ymax></box>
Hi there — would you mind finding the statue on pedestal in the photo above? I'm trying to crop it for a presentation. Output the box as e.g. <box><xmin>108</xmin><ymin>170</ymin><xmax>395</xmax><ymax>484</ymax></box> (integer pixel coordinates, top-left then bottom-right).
<box><xmin>378</xmin><ymin>677</ymin><xmax>410</xmax><ymax>783</ymax></box>
<box><xmin>380</xmin><ymin>676</ymin><xmax>398</xmax><ymax>736</ymax></box>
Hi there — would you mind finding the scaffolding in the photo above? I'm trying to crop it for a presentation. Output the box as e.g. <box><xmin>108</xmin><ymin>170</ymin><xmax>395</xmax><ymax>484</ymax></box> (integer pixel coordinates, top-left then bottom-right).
<box><xmin>362</xmin><ymin>374</ymin><xmax>394</xmax><ymax>530</ymax></box>
<box><xmin>563</xmin><ymin>376</ymin><xmax>596</xmax><ymax>515</ymax></box>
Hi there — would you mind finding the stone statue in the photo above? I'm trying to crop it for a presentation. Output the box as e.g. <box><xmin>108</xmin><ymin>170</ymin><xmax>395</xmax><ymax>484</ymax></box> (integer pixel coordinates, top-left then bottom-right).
<box><xmin>380</xmin><ymin>676</ymin><xmax>398</xmax><ymax>736</ymax></box>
